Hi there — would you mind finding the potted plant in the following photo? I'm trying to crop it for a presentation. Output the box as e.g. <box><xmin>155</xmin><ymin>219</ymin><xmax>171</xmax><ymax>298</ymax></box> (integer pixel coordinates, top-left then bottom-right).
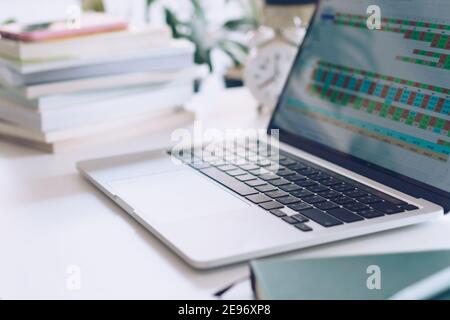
<box><xmin>164</xmin><ymin>0</ymin><xmax>263</xmax><ymax>88</ymax></box>
<box><xmin>83</xmin><ymin>0</ymin><xmax>261</xmax><ymax>89</ymax></box>
<box><xmin>222</xmin><ymin>0</ymin><xmax>263</xmax><ymax>87</ymax></box>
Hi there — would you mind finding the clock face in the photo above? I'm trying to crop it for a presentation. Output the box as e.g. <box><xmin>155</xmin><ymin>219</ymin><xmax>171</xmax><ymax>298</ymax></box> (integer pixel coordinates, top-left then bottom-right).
<box><xmin>244</xmin><ymin>42</ymin><xmax>298</xmax><ymax>109</ymax></box>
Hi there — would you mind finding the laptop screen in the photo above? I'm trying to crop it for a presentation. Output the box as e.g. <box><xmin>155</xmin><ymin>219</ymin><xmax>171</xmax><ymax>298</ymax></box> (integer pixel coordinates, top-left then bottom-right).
<box><xmin>270</xmin><ymin>0</ymin><xmax>450</xmax><ymax>195</ymax></box>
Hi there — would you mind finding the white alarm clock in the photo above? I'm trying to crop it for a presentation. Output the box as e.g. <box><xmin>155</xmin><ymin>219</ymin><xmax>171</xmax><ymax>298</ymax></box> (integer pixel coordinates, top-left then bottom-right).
<box><xmin>244</xmin><ymin>29</ymin><xmax>301</xmax><ymax>111</ymax></box>
<box><xmin>243</xmin><ymin>5</ymin><xmax>310</xmax><ymax>112</ymax></box>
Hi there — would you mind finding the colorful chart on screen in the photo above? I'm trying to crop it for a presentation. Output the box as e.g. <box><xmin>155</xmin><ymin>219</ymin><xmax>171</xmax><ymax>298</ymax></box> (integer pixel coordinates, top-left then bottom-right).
<box><xmin>273</xmin><ymin>0</ymin><xmax>450</xmax><ymax>193</ymax></box>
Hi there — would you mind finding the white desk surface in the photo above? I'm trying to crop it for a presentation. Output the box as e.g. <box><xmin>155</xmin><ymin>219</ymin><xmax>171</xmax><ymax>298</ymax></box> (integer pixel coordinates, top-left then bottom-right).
<box><xmin>1</xmin><ymin>88</ymin><xmax>449</xmax><ymax>299</ymax></box>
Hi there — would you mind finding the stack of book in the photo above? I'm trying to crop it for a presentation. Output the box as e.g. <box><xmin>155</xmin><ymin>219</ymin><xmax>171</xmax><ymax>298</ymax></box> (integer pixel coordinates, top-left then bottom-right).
<box><xmin>0</xmin><ymin>12</ymin><xmax>197</xmax><ymax>152</ymax></box>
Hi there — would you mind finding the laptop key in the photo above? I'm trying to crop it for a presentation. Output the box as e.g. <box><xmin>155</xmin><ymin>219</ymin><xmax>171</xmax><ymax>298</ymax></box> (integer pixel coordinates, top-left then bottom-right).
<box><xmin>200</xmin><ymin>168</ymin><xmax>258</xmax><ymax>196</ymax></box>
<box><xmin>256</xmin><ymin>184</ymin><xmax>278</xmax><ymax>192</ymax></box>
<box><xmin>292</xmin><ymin>214</ymin><xmax>309</xmax><ymax>223</ymax></box>
<box><xmin>217</xmin><ymin>164</ymin><xmax>237</xmax><ymax>172</ymax></box>
<box><xmin>399</xmin><ymin>204</ymin><xmax>419</xmax><ymax>211</ymax></box>
<box><xmin>265</xmin><ymin>190</ymin><xmax>289</xmax><ymax>198</ymax></box>
<box><xmin>246</xmin><ymin>194</ymin><xmax>272</xmax><ymax>204</ymax></box>
<box><xmin>259</xmin><ymin>174</ymin><xmax>280</xmax><ymax>181</ymax></box>
<box><xmin>314</xmin><ymin>201</ymin><xmax>339</xmax><ymax>211</ymax></box>
<box><xmin>321</xmin><ymin>178</ymin><xmax>343</xmax><ymax>186</ymax></box>
<box><xmin>298</xmin><ymin>168</ymin><xmax>319</xmax><ymax>176</ymax></box>
<box><xmin>256</xmin><ymin>159</ymin><xmax>272</xmax><ymax>167</ymax></box>
<box><xmin>295</xmin><ymin>179</ymin><xmax>317</xmax><ymax>187</ymax></box>
<box><xmin>358</xmin><ymin>209</ymin><xmax>384</xmax><ymax>219</ymax></box>
<box><xmin>269</xmin><ymin>154</ymin><xmax>286</xmax><ymax>161</ymax></box>
<box><xmin>367</xmin><ymin>190</ymin><xmax>407</xmax><ymax>205</ymax></box>
<box><xmin>270</xmin><ymin>179</ymin><xmax>291</xmax><ymax>186</ymax></box>
<box><xmin>371</xmin><ymin>202</ymin><xmax>405</xmax><ymax>215</ymax></box>
<box><xmin>308</xmin><ymin>172</ymin><xmax>331</xmax><ymax>181</ymax></box>
<box><xmin>306</xmin><ymin>185</ymin><xmax>329</xmax><ymax>193</ymax></box>
<box><xmin>298</xmin><ymin>208</ymin><xmax>344</xmax><ymax>227</ymax></box>
<box><xmin>250</xmin><ymin>168</ymin><xmax>270</xmax><ymax>176</ymax></box>
<box><xmin>227</xmin><ymin>169</ymin><xmax>247</xmax><ymax>176</ymax></box>
<box><xmin>291</xmin><ymin>189</ymin><xmax>314</xmax><ymax>198</ymax></box>
<box><xmin>236</xmin><ymin>174</ymin><xmax>257</xmax><ymax>182</ymax></box>
<box><xmin>318</xmin><ymin>190</ymin><xmax>342</xmax><ymax>199</ymax></box>
<box><xmin>333</xmin><ymin>196</ymin><xmax>355</xmax><ymax>205</ymax></box>
<box><xmin>289</xmin><ymin>163</ymin><xmax>308</xmax><ymax>171</ymax></box>
<box><xmin>276</xmin><ymin>169</ymin><xmax>297</xmax><ymax>177</ymax></box>
<box><xmin>327</xmin><ymin>208</ymin><xmax>364</xmax><ymax>223</ymax></box>
<box><xmin>277</xmin><ymin>196</ymin><xmax>302</xmax><ymax>205</ymax></box>
<box><xmin>282</xmin><ymin>216</ymin><xmax>299</xmax><ymax>224</ymax></box>
<box><xmin>285</xmin><ymin>173</ymin><xmax>307</xmax><ymax>182</ymax></box>
<box><xmin>266</xmin><ymin>164</ymin><xmax>286</xmax><ymax>173</ymax></box>
<box><xmin>270</xmin><ymin>209</ymin><xmax>287</xmax><ymax>217</ymax></box>
<box><xmin>245</xmin><ymin>179</ymin><xmax>267</xmax><ymax>187</ymax></box>
<box><xmin>344</xmin><ymin>188</ymin><xmax>368</xmax><ymax>198</ymax></box>
<box><xmin>288</xmin><ymin>202</ymin><xmax>313</xmax><ymax>212</ymax></box>
<box><xmin>240</xmin><ymin>163</ymin><xmax>260</xmax><ymax>171</ymax></box>
<box><xmin>302</xmin><ymin>195</ymin><xmax>327</xmax><ymax>204</ymax></box>
<box><xmin>333</xmin><ymin>183</ymin><xmax>355</xmax><ymax>192</ymax></box>
<box><xmin>210</xmin><ymin>160</ymin><xmax>227</xmax><ymax>166</ymax></box>
<box><xmin>358</xmin><ymin>195</ymin><xmax>383</xmax><ymax>204</ymax></box>
<box><xmin>230</xmin><ymin>158</ymin><xmax>248</xmax><ymax>166</ymax></box>
<box><xmin>259</xmin><ymin>201</ymin><xmax>284</xmax><ymax>210</ymax></box>
<box><xmin>279</xmin><ymin>158</ymin><xmax>297</xmax><ymax>166</ymax></box>
<box><xmin>280</xmin><ymin>184</ymin><xmax>302</xmax><ymax>192</ymax></box>
<box><xmin>295</xmin><ymin>223</ymin><xmax>313</xmax><ymax>232</ymax></box>
<box><xmin>344</xmin><ymin>202</ymin><xmax>369</xmax><ymax>212</ymax></box>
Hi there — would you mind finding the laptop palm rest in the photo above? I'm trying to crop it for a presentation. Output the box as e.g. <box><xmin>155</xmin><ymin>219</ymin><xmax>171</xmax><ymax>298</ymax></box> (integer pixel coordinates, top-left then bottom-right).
<box><xmin>109</xmin><ymin>169</ymin><xmax>250</xmax><ymax>224</ymax></box>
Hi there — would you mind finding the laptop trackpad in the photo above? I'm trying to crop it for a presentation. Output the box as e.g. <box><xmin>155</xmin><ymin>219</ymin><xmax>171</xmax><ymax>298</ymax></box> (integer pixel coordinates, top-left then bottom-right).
<box><xmin>109</xmin><ymin>169</ymin><xmax>250</xmax><ymax>224</ymax></box>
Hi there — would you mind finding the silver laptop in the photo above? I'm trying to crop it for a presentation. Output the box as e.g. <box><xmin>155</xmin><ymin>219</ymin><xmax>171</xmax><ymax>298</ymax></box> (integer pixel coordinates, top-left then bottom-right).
<box><xmin>78</xmin><ymin>0</ymin><xmax>449</xmax><ymax>269</ymax></box>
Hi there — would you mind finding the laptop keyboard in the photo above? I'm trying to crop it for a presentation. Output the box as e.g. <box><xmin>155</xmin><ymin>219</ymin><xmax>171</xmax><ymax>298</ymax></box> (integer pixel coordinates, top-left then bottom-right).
<box><xmin>170</xmin><ymin>140</ymin><xmax>419</xmax><ymax>232</ymax></box>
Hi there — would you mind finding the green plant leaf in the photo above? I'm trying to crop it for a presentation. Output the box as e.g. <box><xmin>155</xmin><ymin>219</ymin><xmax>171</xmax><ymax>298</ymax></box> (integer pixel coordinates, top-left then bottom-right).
<box><xmin>164</xmin><ymin>8</ymin><xmax>184</xmax><ymax>39</ymax></box>
<box><xmin>223</xmin><ymin>17</ymin><xmax>259</xmax><ymax>31</ymax></box>
<box><xmin>163</xmin><ymin>0</ymin><xmax>258</xmax><ymax>71</ymax></box>
<box><xmin>222</xmin><ymin>39</ymin><xmax>249</xmax><ymax>54</ymax></box>
<box><xmin>218</xmin><ymin>39</ymin><xmax>249</xmax><ymax>67</ymax></box>
<box><xmin>191</xmin><ymin>0</ymin><xmax>206</xmax><ymax>21</ymax></box>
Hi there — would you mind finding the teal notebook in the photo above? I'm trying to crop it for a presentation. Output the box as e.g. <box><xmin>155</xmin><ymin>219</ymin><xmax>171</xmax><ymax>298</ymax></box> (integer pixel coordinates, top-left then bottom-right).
<box><xmin>250</xmin><ymin>250</ymin><xmax>450</xmax><ymax>300</ymax></box>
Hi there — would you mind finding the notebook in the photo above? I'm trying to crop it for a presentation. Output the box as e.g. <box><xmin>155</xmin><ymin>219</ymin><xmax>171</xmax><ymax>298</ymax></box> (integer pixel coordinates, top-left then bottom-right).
<box><xmin>250</xmin><ymin>250</ymin><xmax>450</xmax><ymax>300</ymax></box>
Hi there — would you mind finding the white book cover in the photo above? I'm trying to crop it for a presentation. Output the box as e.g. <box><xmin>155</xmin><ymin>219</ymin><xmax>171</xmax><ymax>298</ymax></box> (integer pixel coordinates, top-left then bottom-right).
<box><xmin>0</xmin><ymin>80</ymin><xmax>194</xmax><ymax>132</ymax></box>
<box><xmin>5</xmin><ymin>65</ymin><xmax>201</xmax><ymax>99</ymax></box>
<box><xmin>0</xmin><ymin>40</ymin><xmax>195</xmax><ymax>87</ymax></box>
<box><xmin>0</xmin><ymin>66</ymin><xmax>200</xmax><ymax>108</ymax></box>
<box><xmin>0</xmin><ymin>108</ymin><xmax>195</xmax><ymax>153</ymax></box>
<box><xmin>0</xmin><ymin>39</ymin><xmax>194</xmax><ymax>75</ymax></box>
<box><xmin>0</xmin><ymin>25</ymin><xmax>172</xmax><ymax>62</ymax></box>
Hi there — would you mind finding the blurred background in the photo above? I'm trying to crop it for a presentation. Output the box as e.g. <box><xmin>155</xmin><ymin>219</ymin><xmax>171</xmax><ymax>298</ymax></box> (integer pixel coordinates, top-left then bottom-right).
<box><xmin>0</xmin><ymin>0</ymin><xmax>316</xmax><ymax>152</ymax></box>
<box><xmin>0</xmin><ymin>0</ymin><xmax>316</xmax><ymax>87</ymax></box>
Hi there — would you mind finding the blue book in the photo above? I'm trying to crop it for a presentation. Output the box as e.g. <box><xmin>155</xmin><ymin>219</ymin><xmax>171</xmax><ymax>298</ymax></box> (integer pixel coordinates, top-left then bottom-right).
<box><xmin>250</xmin><ymin>250</ymin><xmax>450</xmax><ymax>300</ymax></box>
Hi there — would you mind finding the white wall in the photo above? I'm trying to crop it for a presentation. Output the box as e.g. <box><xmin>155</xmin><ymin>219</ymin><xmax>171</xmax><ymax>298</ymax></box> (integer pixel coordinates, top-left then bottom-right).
<box><xmin>0</xmin><ymin>0</ymin><xmax>79</xmax><ymax>24</ymax></box>
<box><xmin>0</xmin><ymin>0</ymin><xmax>244</xmax><ymax>27</ymax></box>
<box><xmin>102</xmin><ymin>0</ymin><xmax>146</xmax><ymax>25</ymax></box>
